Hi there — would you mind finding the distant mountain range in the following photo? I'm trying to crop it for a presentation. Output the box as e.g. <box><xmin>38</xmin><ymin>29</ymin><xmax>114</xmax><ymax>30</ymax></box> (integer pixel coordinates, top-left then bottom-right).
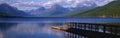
<box><xmin>0</xmin><ymin>2</ymin><xmax>97</xmax><ymax>17</ymax></box>
<box><xmin>70</xmin><ymin>0</ymin><xmax>120</xmax><ymax>18</ymax></box>
<box><xmin>0</xmin><ymin>3</ymin><xmax>32</xmax><ymax>17</ymax></box>
<box><xmin>29</xmin><ymin>4</ymin><xmax>70</xmax><ymax>17</ymax></box>
<box><xmin>28</xmin><ymin>3</ymin><xmax>97</xmax><ymax>17</ymax></box>
<box><xmin>1</xmin><ymin>1</ymin><xmax>119</xmax><ymax>18</ymax></box>
<box><xmin>64</xmin><ymin>3</ymin><xmax>97</xmax><ymax>17</ymax></box>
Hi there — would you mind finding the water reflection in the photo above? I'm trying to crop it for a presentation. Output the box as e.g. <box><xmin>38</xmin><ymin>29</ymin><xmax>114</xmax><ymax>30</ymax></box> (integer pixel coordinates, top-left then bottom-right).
<box><xmin>2</xmin><ymin>22</ymin><xmax>64</xmax><ymax>38</ymax></box>
<box><xmin>0</xmin><ymin>18</ymin><xmax>120</xmax><ymax>38</ymax></box>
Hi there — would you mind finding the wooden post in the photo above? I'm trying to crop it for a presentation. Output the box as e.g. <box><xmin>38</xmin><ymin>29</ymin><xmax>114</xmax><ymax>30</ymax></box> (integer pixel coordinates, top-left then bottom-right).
<box><xmin>103</xmin><ymin>25</ymin><xmax>106</xmax><ymax>33</ymax></box>
<box><xmin>110</xmin><ymin>27</ymin><xmax>113</xmax><ymax>34</ymax></box>
<box><xmin>115</xmin><ymin>27</ymin><xmax>118</xmax><ymax>35</ymax></box>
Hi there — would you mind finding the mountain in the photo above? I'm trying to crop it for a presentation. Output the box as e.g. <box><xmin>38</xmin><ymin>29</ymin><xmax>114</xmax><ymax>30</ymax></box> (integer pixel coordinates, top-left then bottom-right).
<box><xmin>71</xmin><ymin>0</ymin><xmax>120</xmax><ymax>18</ymax></box>
<box><xmin>64</xmin><ymin>2</ymin><xmax>97</xmax><ymax>17</ymax></box>
<box><xmin>29</xmin><ymin>4</ymin><xmax>70</xmax><ymax>17</ymax></box>
<box><xmin>45</xmin><ymin>4</ymin><xmax>70</xmax><ymax>17</ymax></box>
<box><xmin>74</xmin><ymin>1</ymin><xmax>97</xmax><ymax>11</ymax></box>
<box><xmin>28</xmin><ymin>6</ymin><xmax>46</xmax><ymax>16</ymax></box>
<box><xmin>29</xmin><ymin>3</ymin><xmax>97</xmax><ymax>17</ymax></box>
<box><xmin>0</xmin><ymin>3</ymin><xmax>32</xmax><ymax>17</ymax></box>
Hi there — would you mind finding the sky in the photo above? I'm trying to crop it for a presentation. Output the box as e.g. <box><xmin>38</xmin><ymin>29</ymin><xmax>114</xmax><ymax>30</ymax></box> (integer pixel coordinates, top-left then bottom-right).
<box><xmin>0</xmin><ymin>0</ymin><xmax>114</xmax><ymax>10</ymax></box>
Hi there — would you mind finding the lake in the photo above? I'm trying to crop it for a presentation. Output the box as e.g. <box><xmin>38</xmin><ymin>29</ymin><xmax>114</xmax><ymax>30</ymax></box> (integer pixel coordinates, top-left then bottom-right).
<box><xmin>0</xmin><ymin>17</ymin><xmax>120</xmax><ymax>38</ymax></box>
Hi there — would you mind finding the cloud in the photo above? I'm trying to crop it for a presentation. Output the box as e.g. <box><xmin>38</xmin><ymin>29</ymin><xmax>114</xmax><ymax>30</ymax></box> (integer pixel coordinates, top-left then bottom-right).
<box><xmin>0</xmin><ymin>0</ymin><xmax>4</xmax><ymax>4</ymax></box>
<box><xmin>0</xmin><ymin>0</ymin><xmax>3</xmax><ymax>2</ymax></box>
<box><xmin>40</xmin><ymin>0</ymin><xmax>114</xmax><ymax>8</ymax></box>
<box><xmin>42</xmin><ymin>0</ymin><xmax>94</xmax><ymax>8</ymax></box>
<box><xmin>8</xmin><ymin>1</ymin><xmax>44</xmax><ymax>10</ymax></box>
<box><xmin>10</xmin><ymin>1</ymin><xmax>43</xmax><ymax>7</ymax></box>
<box><xmin>0</xmin><ymin>0</ymin><xmax>114</xmax><ymax>10</ymax></box>
<box><xmin>95</xmin><ymin>0</ymin><xmax>114</xmax><ymax>6</ymax></box>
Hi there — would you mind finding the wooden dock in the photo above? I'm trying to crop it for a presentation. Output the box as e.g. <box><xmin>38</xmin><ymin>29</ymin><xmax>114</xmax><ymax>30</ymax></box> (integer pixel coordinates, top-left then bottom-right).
<box><xmin>52</xmin><ymin>22</ymin><xmax>120</xmax><ymax>38</ymax></box>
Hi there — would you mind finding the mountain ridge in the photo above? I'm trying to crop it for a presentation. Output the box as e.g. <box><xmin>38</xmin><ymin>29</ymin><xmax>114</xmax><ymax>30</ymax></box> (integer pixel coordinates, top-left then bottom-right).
<box><xmin>29</xmin><ymin>3</ymin><xmax>97</xmax><ymax>17</ymax></box>
<box><xmin>0</xmin><ymin>3</ymin><xmax>32</xmax><ymax>17</ymax></box>
<box><xmin>70</xmin><ymin>0</ymin><xmax>120</xmax><ymax>18</ymax></box>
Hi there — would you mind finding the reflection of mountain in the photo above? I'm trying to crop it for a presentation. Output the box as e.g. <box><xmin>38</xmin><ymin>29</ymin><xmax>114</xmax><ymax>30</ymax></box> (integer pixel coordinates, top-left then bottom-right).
<box><xmin>0</xmin><ymin>23</ymin><xmax>16</xmax><ymax>31</ymax></box>
<box><xmin>71</xmin><ymin>0</ymin><xmax>120</xmax><ymax>18</ymax></box>
<box><xmin>0</xmin><ymin>3</ymin><xmax>31</xmax><ymax>17</ymax></box>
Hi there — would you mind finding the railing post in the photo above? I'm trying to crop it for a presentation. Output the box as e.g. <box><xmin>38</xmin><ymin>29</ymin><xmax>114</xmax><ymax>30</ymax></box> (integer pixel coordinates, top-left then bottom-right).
<box><xmin>110</xmin><ymin>27</ymin><xmax>113</xmax><ymax>34</ymax></box>
<box><xmin>103</xmin><ymin>25</ymin><xmax>106</xmax><ymax>33</ymax></box>
<box><xmin>95</xmin><ymin>25</ymin><xmax>99</xmax><ymax>32</ymax></box>
<box><xmin>84</xmin><ymin>24</ymin><xmax>86</xmax><ymax>30</ymax></box>
<box><xmin>87</xmin><ymin>24</ymin><xmax>90</xmax><ymax>31</ymax></box>
<box><xmin>90</xmin><ymin>24</ymin><xmax>93</xmax><ymax>31</ymax></box>
<box><xmin>115</xmin><ymin>27</ymin><xmax>118</xmax><ymax>35</ymax></box>
<box><xmin>64</xmin><ymin>22</ymin><xmax>120</xmax><ymax>38</ymax></box>
<box><xmin>80</xmin><ymin>24</ymin><xmax>82</xmax><ymax>29</ymax></box>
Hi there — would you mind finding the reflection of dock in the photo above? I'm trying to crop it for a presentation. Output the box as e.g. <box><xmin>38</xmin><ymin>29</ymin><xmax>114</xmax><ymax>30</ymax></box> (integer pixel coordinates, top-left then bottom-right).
<box><xmin>52</xmin><ymin>22</ymin><xmax>120</xmax><ymax>38</ymax></box>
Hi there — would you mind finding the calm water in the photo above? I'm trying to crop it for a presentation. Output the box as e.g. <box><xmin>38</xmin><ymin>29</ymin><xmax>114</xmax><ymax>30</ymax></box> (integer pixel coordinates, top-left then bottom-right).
<box><xmin>0</xmin><ymin>18</ymin><xmax>120</xmax><ymax>38</ymax></box>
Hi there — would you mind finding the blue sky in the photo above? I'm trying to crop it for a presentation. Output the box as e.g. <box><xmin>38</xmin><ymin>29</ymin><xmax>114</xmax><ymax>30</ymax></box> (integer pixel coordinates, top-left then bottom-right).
<box><xmin>0</xmin><ymin>0</ymin><xmax>114</xmax><ymax>10</ymax></box>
